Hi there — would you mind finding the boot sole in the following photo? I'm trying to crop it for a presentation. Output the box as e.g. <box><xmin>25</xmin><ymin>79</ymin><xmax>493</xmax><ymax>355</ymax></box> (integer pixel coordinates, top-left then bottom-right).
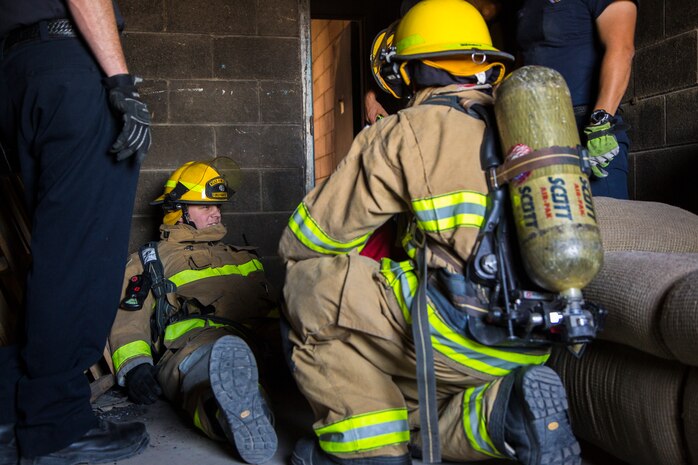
<box><xmin>26</xmin><ymin>430</ymin><xmax>149</xmax><ymax>465</ymax></box>
<box><xmin>520</xmin><ymin>366</ymin><xmax>581</xmax><ymax>465</ymax></box>
<box><xmin>209</xmin><ymin>335</ymin><xmax>277</xmax><ymax>464</ymax></box>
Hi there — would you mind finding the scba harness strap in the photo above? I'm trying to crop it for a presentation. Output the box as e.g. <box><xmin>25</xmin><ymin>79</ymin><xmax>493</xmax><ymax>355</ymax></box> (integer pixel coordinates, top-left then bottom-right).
<box><xmin>138</xmin><ymin>242</ymin><xmax>178</xmax><ymax>341</ymax></box>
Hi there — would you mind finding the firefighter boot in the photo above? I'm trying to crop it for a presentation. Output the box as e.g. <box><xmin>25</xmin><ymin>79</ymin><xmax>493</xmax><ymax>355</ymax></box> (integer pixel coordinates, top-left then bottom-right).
<box><xmin>209</xmin><ymin>335</ymin><xmax>277</xmax><ymax>464</ymax></box>
<box><xmin>19</xmin><ymin>419</ymin><xmax>148</xmax><ymax>465</ymax></box>
<box><xmin>292</xmin><ymin>437</ymin><xmax>412</xmax><ymax>465</ymax></box>
<box><xmin>491</xmin><ymin>365</ymin><xmax>581</xmax><ymax>465</ymax></box>
<box><xmin>0</xmin><ymin>424</ymin><xmax>17</xmax><ymax>465</ymax></box>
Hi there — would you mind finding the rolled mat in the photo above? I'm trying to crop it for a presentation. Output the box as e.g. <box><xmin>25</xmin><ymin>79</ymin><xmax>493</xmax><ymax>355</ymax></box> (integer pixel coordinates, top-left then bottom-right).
<box><xmin>661</xmin><ymin>268</ymin><xmax>698</xmax><ymax>366</ymax></box>
<box><xmin>584</xmin><ymin>251</ymin><xmax>698</xmax><ymax>359</ymax></box>
<box><xmin>684</xmin><ymin>369</ymin><xmax>698</xmax><ymax>465</ymax></box>
<box><xmin>549</xmin><ymin>341</ymin><xmax>689</xmax><ymax>465</ymax></box>
<box><xmin>594</xmin><ymin>197</ymin><xmax>698</xmax><ymax>253</ymax></box>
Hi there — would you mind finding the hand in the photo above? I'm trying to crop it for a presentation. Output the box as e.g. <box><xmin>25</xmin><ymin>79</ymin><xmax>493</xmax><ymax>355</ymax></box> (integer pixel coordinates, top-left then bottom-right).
<box><xmin>364</xmin><ymin>90</ymin><xmax>388</xmax><ymax>125</ymax></box>
<box><xmin>104</xmin><ymin>74</ymin><xmax>152</xmax><ymax>163</ymax></box>
<box><xmin>125</xmin><ymin>363</ymin><xmax>162</xmax><ymax>404</ymax></box>
<box><xmin>584</xmin><ymin>120</ymin><xmax>620</xmax><ymax>178</ymax></box>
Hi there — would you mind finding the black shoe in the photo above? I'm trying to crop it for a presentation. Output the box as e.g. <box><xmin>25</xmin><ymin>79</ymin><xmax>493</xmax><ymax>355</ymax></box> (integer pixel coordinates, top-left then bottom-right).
<box><xmin>0</xmin><ymin>423</ymin><xmax>17</xmax><ymax>465</ymax></box>
<box><xmin>506</xmin><ymin>365</ymin><xmax>581</xmax><ymax>465</ymax></box>
<box><xmin>291</xmin><ymin>437</ymin><xmax>411</xmax><ymax>465</ymax></box>
<box><xmin>210</xmin><ymin>335</ymin><xmax>277</xmax><ymax>464</ymax></box>
<box><xmin>20</xmin><ymin>419</ymin><xmax>148</xmax><ymax>465</ymax></box>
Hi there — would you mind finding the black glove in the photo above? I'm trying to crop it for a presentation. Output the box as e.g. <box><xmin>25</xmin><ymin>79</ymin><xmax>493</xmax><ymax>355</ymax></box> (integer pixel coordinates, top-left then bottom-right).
<box><xmin>125</xmin><ymin>363</ymin><xmax>162</xmax><ymax>404</ymax></box>
<box><xmin>104</xmin><ymin>73</ymin><xmax>152</xmax><ymax>163</ymax></box>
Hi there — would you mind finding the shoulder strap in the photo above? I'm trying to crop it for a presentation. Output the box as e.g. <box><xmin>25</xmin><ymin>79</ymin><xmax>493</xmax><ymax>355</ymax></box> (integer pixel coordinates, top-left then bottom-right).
<box><xmin>139</xmin><ymin>242</ymin><xmax>178</xmax><ymax>340</ymax></box>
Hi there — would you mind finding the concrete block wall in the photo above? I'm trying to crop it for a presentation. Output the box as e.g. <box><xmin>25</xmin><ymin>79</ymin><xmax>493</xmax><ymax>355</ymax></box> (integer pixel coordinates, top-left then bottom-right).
<box><xmin>117</xmin><ymin>0</ymin><xmax>306</xmax><ymax>286</ymax></box>
<box><xmin>311</xmin><ymin>19</ymin><xmax>350</xmax><ymax>184</ymax></box>
<box><xmin>623</xmin><ymin>0</ymin><xmax>698</xmax><ymax>213</ymax></box>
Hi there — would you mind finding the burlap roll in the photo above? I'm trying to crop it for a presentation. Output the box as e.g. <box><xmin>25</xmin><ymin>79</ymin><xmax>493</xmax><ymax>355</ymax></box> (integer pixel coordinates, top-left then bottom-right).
<box><xmin>549</xmin><ymin>342</ymin><xmax>688</xmax><ymax>465</ymax></box>
<box><xmin>584</xmin><ymin>251</ymin><xmax>698</xmax><ymax>359</ymax></box>
<box><xmin>684</xmin><ymin>369</ymin><xmax>698</xmax><ymax>465</ymax></box>
<box><xmin>661</xmin><ymin>269</ymin><xmax>698</xmax><ymax>367</ymax></box>
<box><xmin>594</xmin><ymin>197</ymin><xmax>698</xmax><ymax>253</ymax></box>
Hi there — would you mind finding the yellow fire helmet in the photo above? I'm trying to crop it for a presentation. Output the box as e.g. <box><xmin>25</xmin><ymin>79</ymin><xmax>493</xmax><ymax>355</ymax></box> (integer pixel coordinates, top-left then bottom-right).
<box><xmin>151</xmin><ymin>157</ymin><xmax>240</xmax><ymax>224</ymax></box>
<box><xmin>373</xmin><ymin>0</ymin><xmax>514</xmax><ymax>96</ymax></box>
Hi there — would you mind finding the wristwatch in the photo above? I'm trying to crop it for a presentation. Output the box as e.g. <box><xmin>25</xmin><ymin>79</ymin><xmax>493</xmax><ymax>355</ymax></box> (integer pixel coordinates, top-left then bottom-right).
<box><xmin>589</xmin><ymin>109</ymin><xmax>612</xmax><ymax>125</ymax></box>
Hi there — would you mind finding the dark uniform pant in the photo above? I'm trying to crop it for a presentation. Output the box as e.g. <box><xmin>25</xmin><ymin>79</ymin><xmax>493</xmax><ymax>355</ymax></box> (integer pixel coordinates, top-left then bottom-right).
<box><xmin>0</xmin><ymin>35</ymin><xmax>140</xmax><ymax>457</ymax></box>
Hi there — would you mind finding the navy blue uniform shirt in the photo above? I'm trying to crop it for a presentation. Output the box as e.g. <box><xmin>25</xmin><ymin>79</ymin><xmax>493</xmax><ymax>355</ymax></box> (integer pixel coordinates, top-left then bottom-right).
<box><xmin>516</xmin><ymin>0</ymin><xmax>616</xmax><ymax>107</ymax></box>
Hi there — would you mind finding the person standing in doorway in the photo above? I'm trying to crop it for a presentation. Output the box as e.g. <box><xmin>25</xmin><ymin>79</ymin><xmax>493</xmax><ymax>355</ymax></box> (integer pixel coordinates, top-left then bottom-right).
<box><xmin>516</xmin><ymin>0</ymin><xmax>637</xmax><ymax>198</ymax></box>
<box><xmin>0</xmin><ymin>0</ymin><xmax>151</xmax><ymax>464</ymax></box>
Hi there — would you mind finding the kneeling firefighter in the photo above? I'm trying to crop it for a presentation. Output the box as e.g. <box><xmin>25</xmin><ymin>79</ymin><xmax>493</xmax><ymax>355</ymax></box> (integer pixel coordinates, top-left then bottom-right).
<box><xmin>279</xmin><ymin>1</ymin><xmax>594</xmax><ymax>465</ymax></box>
<box><xmin>109</xmin><ymin>158</ymin><xmax>279</xmax><ymax>464</ymax></box>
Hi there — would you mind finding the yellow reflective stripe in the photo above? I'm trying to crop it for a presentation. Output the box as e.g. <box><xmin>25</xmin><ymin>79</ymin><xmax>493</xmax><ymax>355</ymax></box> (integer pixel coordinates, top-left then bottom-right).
<box><xmin>463</xmin><ymin>385</ymin><xmax>503</xmax><ymax>458</ymax></box>
<box><xmin>316</xmin><ymin>409</ymin><xmax>410</xmax><ymax>454</ymax></box>
<box><xmin>412</xmin><ymin>191</ymin><xmax>487</xmax><ymax>232</ymax></box>
<box><xmin>112</xmin><ymin>340</ymin><xmax>151</xmax><ymax>373</ymax></box>
<box><xmin>379</xmin><ymin>259</ymin><xmax>415</xmax><ymax>322</ymax></box>
<box><xmin>164</xmin><ymin>318</ymin><xmax>228</xmax><ymax>343</ymax></box>
<box><xmin>288</xmin><ymin>202</ymin><xmax>370</xmax><ymax>255</ymax></box>
<box><xmin>193</xmin><ymin>405</ymin><xmax>205</xmax><ymax>433</ymax></box>
<box><xmin>169</xmin><ymin>259</ymin><xmax>264</xmax><ymax>288</ymax></box>
<box><xmin>429</xmin><ymin>310</ymin><xmax>550</xmax><ymax>375</ymax></box>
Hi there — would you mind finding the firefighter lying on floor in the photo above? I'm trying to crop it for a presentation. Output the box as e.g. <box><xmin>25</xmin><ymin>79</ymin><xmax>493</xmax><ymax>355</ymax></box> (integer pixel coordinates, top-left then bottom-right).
<box><xmin>109</xmin><ymin>158</ymin><xmax>278</xmax><ymax>464</ymax></box>
<box><xmin>279</xmin><ymin>1</ymin><xmax>581</xmax><ymax>465</ymax></box>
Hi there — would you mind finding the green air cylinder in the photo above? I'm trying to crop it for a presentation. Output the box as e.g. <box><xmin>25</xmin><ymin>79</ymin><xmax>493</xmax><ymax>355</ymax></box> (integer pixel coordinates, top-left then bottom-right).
<box><xmin>494</xmin><ymin>65</ymin><xmax>603</xmax><ymax>292</ymax></box>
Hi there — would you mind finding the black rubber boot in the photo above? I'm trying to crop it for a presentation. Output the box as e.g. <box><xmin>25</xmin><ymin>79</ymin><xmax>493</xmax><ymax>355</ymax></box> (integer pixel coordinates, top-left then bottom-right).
<box><xmin>210</xmin><ymin>335</ymin><xmax>277</xmax><ymax>464</ymax></box>
<box><xmin>291</xmin><ymin>437</ymin><xmax>411</xmax><ymax>465</ymax></box>
<box><xmin>498</xmin><ymin>365</ymin><xmax>581</xmax><ymax>465</ymax></box>
<box><xmin>19</xmin><ymin>419</ymin><xmax>148</xmax><ymax>465</ymax></box>
<box><xmin>0</xmin><ymin>424</ymin><xmax>17</xmax><ymax>465</ymax></box>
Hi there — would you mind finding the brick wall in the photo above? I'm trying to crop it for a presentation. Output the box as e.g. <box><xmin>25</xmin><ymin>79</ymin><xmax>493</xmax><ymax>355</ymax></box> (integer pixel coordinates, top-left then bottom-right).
<box><xmin>311</xmin><ymin>19</ymin><xmax>350</xmax><ymax>184</ymax></box>
<box><xmin>623</xmin><ymin>0</ymin><xmax>698</xmax><ymax>213</ymax></box>
<box><xmin>117</xmin><ymin>0</ymin><xmax>307</xmax><ymax>285</ymax></box>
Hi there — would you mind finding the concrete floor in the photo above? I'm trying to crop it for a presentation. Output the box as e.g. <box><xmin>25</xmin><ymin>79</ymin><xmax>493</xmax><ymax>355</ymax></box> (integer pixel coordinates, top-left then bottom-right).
<box><xmin>95</xmin><ymin>381</ymin><xmax>629</xmax><ymax>465</ymax></box>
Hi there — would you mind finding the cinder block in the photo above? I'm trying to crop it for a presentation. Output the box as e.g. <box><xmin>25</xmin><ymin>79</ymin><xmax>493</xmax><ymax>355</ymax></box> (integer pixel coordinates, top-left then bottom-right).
<box><xmin>635</xmin><ymin>33</ymin><xmax>698</xmax><ymax>97</ymax></box>
<box><xmin>215</xmin><ymin>125</ymin><xmax>305</xmax><ymax>168</ymax></box>
<box><xmin>132</xmin><ymin>169</ymin><xmax>171</xmax><ymax>215</ymax></box>
<box><xmin>621</xmin><ymin>96</ymin><xmax>665</xmax><ymax>151</ymax></box>
<box><xmin>213</xmin><ymin>37</ymin><xmax>300</xmax><ymax>80</ymax></box>
<box><xmin>257</xmin><ymin>0</ymin><xmax>300</xmax><ymax>37</ymax></box>
<box><xmin>123</xmin><ymin>33</ymin><xmax>212</xmax><ymax>79</ymax></box>
<box><xmin>262</xmin><ymin>169</ymin><xmax>305</xmax><ymax>211</ymax></box>
<box><xmin>228</xmin><ymin>169</ymin><xmax>262</xmax><ymax>213</ymax></box>
<box><xmin>667</xmin><ymin>87</ymin><xmax>698</xmax><ymax>145</ymax></box>
<box><xmin>259</xmin><ymin>81</ymin><xmax>303</xmax><ymax>123</ymax></box>
<box><xmin>127</xmin><ymin>215</ymin><xmax>163</xmax><ymax>254</ymax></box>
<box><xmin>635</xmin><ymin>0</ymin><xmax>664</xmax><ymax>48</ymax></box>
<box><xmin>118</xmin><ymin>0</ymin><xmax>165</xmax><ymax>32</ymax></box>
<box><xmin>144</xmin><ymin>125</ymin><xmax>215</xmax><ymax>168</ymax></box>
<box><xmin>223</xmin><ymin>212</ymin><xmax>291</xmax><ymax>260</ymax></box>
<box><xmin>165</xmin><ymin>0</ymin><xmax>255</xmax><ymax>35</ymax></box>
<box><xmin>634</xmin><ymin>145</ymin><xmax>698</xmax><ymax>214</ymax></box>
<box><xmin>138</xmin><ymin>79</ymin><xmax>168</xmax><ymax>124</ymax></box>
<box><xmin>168</xmin><ymin>80</ymin><xmax>258</xmax><ymax>124</ymax></box>
<box><xmin>666</xmin><ymin>0</ymin><xmax>698</xmax><ymax>36</ymax></box>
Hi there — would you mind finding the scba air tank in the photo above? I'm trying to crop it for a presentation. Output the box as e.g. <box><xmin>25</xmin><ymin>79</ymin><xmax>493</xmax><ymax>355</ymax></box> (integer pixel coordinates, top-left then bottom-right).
<box><xmin>494</xmin><ymin>65</ymin><xmax>603</xmax><ymax>293</ymax></box>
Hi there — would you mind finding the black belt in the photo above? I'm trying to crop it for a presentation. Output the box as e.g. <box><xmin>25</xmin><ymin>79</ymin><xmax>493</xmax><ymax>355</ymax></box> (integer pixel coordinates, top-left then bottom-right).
<box><xmin>3</xmin><ymin>19</ymin><xmax>77</xmax><ymax>54</ymax></box>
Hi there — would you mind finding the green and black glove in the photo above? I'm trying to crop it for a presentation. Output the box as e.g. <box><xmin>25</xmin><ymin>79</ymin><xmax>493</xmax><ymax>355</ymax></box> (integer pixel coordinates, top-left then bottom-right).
<box><xmin>104</xmin><ymin>73</ymin><xmax>152</xmax><ymax>164</ymax></box>
<box><xmin>583</xmin><ymin>110</ymin><xmax>628</xmax><ymax>178</ymax></box>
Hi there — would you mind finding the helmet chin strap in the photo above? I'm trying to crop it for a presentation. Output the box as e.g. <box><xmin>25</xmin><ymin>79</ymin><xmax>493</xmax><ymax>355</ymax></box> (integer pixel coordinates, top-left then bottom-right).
<box><xmin>181</xmin><ymin>205</ymin><xmax>197</xmax><ymax>229</ymax></box>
